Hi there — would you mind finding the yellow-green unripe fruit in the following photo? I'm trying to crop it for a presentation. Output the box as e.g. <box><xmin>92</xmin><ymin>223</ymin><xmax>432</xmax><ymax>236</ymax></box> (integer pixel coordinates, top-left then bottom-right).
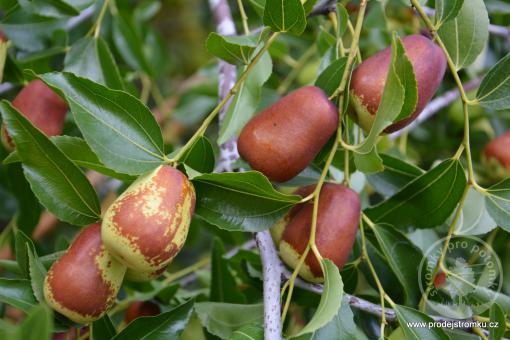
<box><xmin>44</xmin><ymin>224</ymin><xmax>126</xmax><ymax>324</ymax></box>
<box><xmin>102</xmin><ymin>165</ymin><xmax>196</xmax><ymax>273</ymax></box>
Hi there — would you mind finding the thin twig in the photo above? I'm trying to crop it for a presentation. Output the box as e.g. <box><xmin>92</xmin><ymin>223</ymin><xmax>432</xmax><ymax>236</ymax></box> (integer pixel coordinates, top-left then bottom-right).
<box><xmin>256</xmin><ymin>231</ymin><xmax>283</xmax><ymax>340</ymax></box>
<box><xmin>389</xmin><ymin>77</ymin><xmax>482</xmax><ymax>139</ymax></box>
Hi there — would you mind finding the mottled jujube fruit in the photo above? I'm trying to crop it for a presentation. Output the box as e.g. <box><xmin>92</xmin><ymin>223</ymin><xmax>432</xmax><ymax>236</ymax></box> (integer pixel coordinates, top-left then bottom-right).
<box><xmin>272</xmin><ymin>183</ymin><xmax>360</xmax><ymax>283</ymax></box>
<box><xmin>1</xmin><ymin>80</ymin><xmax>68</xmax><ymax>150</ymax></box>
<box><xmin>102</xmin><ymin>165</ymin><xmax>195</xmax><ymax>273</ymax></box>
<box><xmin>238</xmin><ymin>86</ymin><xmax>338</xmax><ymax>182</ymax></box>
<box><xmin>350</xmin><ymin>35</ymin><xmax>447</xmax><ymax>133</ymax></box>
<box><xmin>124</xmin><ymin>301</ymin><xmax>161</xmax><ymax>324</ymax></box>
<box><xmin>44</xmin><ymin>224</ymin><xmax>126</xmax><ymax>324</ymax></box>
<box><xmin>124</xmin><ymin>266</ymin><xmax>167</xmax><ymax>282</ymax></box>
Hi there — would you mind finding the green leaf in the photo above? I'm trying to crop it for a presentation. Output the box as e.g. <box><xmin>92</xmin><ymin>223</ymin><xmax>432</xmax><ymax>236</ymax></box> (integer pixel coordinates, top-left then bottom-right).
<box><xmin>435</xmin><ymin>0</ymin><xmax>464</xmax><ymax>26</ymax></box>
<box><xmin>181</xmin><ymin>136</ymin><xmax>215</xmax><ymax>173</ymax></box>
<box><xmin>18</xmin><ymin>0</ymin><xmax>79</xmax><ymax>18</ymax></box>
<box><xmin>229</xmin><ymin>323</ymin><xmax>263</xmax><ymax>340</ymax></box>
<box><xmin>247</xmin><ymin>0</ymin><xmax>265</xmax><ymax>17</ymax></box>
<box><xmin>0</xmin><ymin>101</ymin><xmax>101</xmax><ymax>225</ymax></box>
<box><xmin>476</xmin><ymin>53</ymin><xmax>510</xmax><ymax>110</ymax></box>
<box><xmin>315</xmin><ymin>57</ymin><xmax>347</xmax><ymax>97</ymax></box>
<box><xmin>6</xmin><ymin>136</ymin><xmax>135</xmax><ymax>181</ymax></box>
<box><xmin>0</xmin><ymin>279</ymin><xmax>37</xmax><ymax>312</ymax></box>
<box><xmin>93</xmin><ymin>314</ymin><xmax>117</xmax><ymax>340</ymax></box>
<box><xmin>210</xmin><ymin>238</ymin><xmax>246</xmax><ymax>304</ymax></box>
<box><xmin>353</xmin><ymin>148</ymin><xmax>384</xmax><ymax>175</ymax></box>
<box><xmin>371</xmin><ymin>224</ymin><xmax>424</xmax><ymax>305</ymax></box>
<box><xmin>489</xmin><ymin>304</ymin><xmax>506</xmax><ymax>340</ymax></box>
<box><xmin>367</xmin><ymin>154</ymin><xmax>423</xmax><ymax>197</ymax></box>
<box><xmin>15</xmin><ymin>229</ymin><xmax>34</xmax><ymax>278</ymax></box>
<box><xmin>394</xmin><ymin>305</ymin><xmax>450</xmax><ymax>340</ymax></box>
<box><xmin>218</xmin><ymin>52</ymin><xmax>272</xmax><ymax>145</ymax></box>
<box><xmin>206</xmin><ymin>33</ymin><xmax>258</xmax><ymax>65</ymax></box>
<box><xmin>292</xmin><ymin>260</ymin><xmax>343</xmax><ymax>337</ymax></box>
<box><xmin>365</xmin><ymin>159</ymin><xmax>467</xmax><ymax>229</ymax></box>
<box><xmin>438</xmin><ymin>0</ymin><xmax>489</xmax><ymax>70</ymax></box>
<box><xmin>454</xmin><ymin>188</ymin><xmax>496</xmax><ymax>235</ymax></box>
<box><xmin>112</xmin><ymin>299</ymin><xmax>194</xmax><ymax>340</ymax></box>
<box><xmin>485</xmin><ymin>177</ymin><xmax>510</xmax><ymax>232</ymax></box>
<box><xmin>112</xmin><ymin>13</ymin><xmax>153</xmax><ymax>76</ymax></box>
<box><xmin>17</xmin><ymin>304</ymin><xmax>53</xmax><ymax>340</ymax></box>
<box><xmin>193</xmin><ymin>171</ymin><xmax>301</xmax><ymax>232</ymax></box>
<box><xmin>263</xmin><ymin>0</ymin><xmax>307</xmax><ymax>35</ymax></box>
<box><xmin>356</xmin><ymin>33</ymin><xmax>417</xmax><ymax>154</ymax></box>
<box><xmin>293</xmin><ymin>296</ymin><xmax>357</xmax><ymax>340</ymax></box>
<box><xmin>64</xmin><ymin>37</ymin><xmax>124</xmax><ymax>91</ymax></box>
<box><xmin>27</xmin><ymin>246</ymin><xmax>47</xmax><ymax>303</ymax></box>
<box><xmin>38</xmin><ymin>72</ymin><xmax>166</xmax><ymax>175</ymax></box>
<box><xmin>336</xmin><ymin>4</ymin><xmax>349</xmax><ymax>38</ymax></box>
<box><xmin>195</xmin><ymin>302</ymin><xmax>263</xmax><ymax>339</ymax></box>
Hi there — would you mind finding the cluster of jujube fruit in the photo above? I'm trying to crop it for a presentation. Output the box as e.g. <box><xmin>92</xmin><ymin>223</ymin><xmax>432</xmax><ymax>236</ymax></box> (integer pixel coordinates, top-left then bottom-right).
<box><xmin>7</xmin><ymin>31</ymin><xmax>499</xmax><ymax>322</ymax></box>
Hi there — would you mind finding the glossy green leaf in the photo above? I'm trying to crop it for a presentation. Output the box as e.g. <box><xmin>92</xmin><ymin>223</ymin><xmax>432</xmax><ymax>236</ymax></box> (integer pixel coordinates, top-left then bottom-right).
<box><xmin>394</xmin><ymin>305</ymin><xmax>450</xmax><ymax>339</ymax></box>
<box><xmin>292</xmin><ymin>260</ymin><xmax>343</xmax><ymax>337</ymax></box>
<box><xmin>263</xmin><ymin>0</ymin><xmax>306</xmax><ymax>35</ymax></box>
<box><xmin>435</xmin><ymin>0</ymin><xmax>464</xmax><ymax>26</ymax></box>
<box><xmin>485</xmin><ymin>177</ymin><xmax>510</xmax><ymax>232</ymax></box>
<box><xmin>18</xmin><ymin>0</ymin><xmax>79</xmax><ymax>18</ymax></box>
<box><xmin>0</xmin><ymin>101</ymin><xmax>101</xmax><ymax>225</ymax></box>
<box><xmin>353</xmin><ymin>148</ymin><xmax>384</xmax><ymax>174</ymax></box>
<box><xmin>365</xmin><ymin>159</ymin><xmax>467</xmax><ymax>229</ymax></box>
<box><xmin>112</xmin><ymin>13</ymin><xmax>153</xmax><ymax>76</ymax></box>
<box><xmin>229</xmin><ymin>323</ymin><xmax>263</xmax><ymax>340</ymax></box>
<box><xmin>0</xmin><ymin>279</ymin><xmax>37</xmax><ymax>312</ymax></box>
<box><xmin>367</xmin><ymin>154</ymin><xmax>423</xmax><ymax>197</ymax></box>
<box><xmin>294</xmin><ymin>296</ymin><xmax>356</xmax><ymax>340</ymax></box>
<box><xmin>206</xmin><ymin>33</ymin><xmax>257</xmax><ymax>65</ymax></box>
<box><xmin>336</xmin><ymin>4</ymin><xmax>349</xmax><ymax>38</ymax></box>
<box><xmin>454</xmin><ymin>188</ymin><xmax>496</xmax><ymax>235</ymax></box>
<box><xmin>6</xmin><ymin>136</ymin><xmax>135</xmax><ymax>181</ymax></box>
<box><xmin>15</xmin><ymin>229</ymin><xmax>34</xmax><ymax>279</ymax></box>
<box><xmin>371</xmin><ymin>224</ymin><xmax>424</xmax><ymax>305</ymax></box>
<box><xmin>93</xmin><ymin>314</ymin><xmax>117</xmax><ymax>340</ymax></box>
<box><xmin>476</xmin><ymin>53</ymin><xmax>510</xmax><ymax>110</ymax></box>
<box><xmin>489</xmin><ymin>303</ymin><xmax>506</xmax><ymax>340</ymax></box>
<box><xmin>112</xmin><ymin>299</ymin><xmax>194</xmax><ymax>340</ymax></box>
<box><xmin>193</xmin><ymin>171</ymin><xmax>301</xmax><ymax>232</ymax></box>
<box><xmin>195</xmin><ymin>302</ymin><xmax>263</xmax><ymax>339</ymax></box>
<box><xmin>181</xmin><ymin>136</ymin><xmax>215</xmax><ymax>173</ymax></box>
<box><xmin>17</xmin><ymin>304</ymin><xmax>53</xmax><ymax>340</ymax></box>
<box><xmin>438</xmin><ymin>0</ymin><xmax>489</xmax><ymax>70</ymax></box>
<box><xmin>210</xmin><ymin>238</ymin><xmax>245</xmax><ymax>304</ymax></box>
<box><xmin>27</xmin><ymin>247</ymin><xmax>46</xmax><ymax>303</ymax></box>
<box><xmin>64</xmin><ymin>37</ymin><xmax>124</xmax><ymax>90</ymax></box>
<box><xmin>315</xmin><ymin>57</ymin><xmax>347</xmax><ymax>97</ymax></box>
<box><xmin>38</xmin><ymin>72</ymin><xmax>166</xmax><ymax>175</ymax></box>
<box><xmin>218</xmin><ymin>51</ymin><xmax>272</xmax><ymax>144</ymax></box>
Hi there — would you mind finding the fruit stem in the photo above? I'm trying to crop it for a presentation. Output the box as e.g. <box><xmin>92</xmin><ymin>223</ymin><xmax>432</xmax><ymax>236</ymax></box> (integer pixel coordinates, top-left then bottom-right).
<box><xmin>360</xmin><ymin>214</ymin><xmax>388</xmax><ymax>337</ymax></box>
<box><xmin>236</xmin><ymin>0</ymin><xmax>250</xmax><ymax>35</ymax></box>
<box><xmin>167</xmin><ymin>32</ymin><xmax>280</xmax><ymax>165</ymax></box>
<box><xmin>417</xmin><ymin>184</ymin><xmax>471</xmax><ymax>311</ymax></box>
<box><xmin>90</xmin><ymin>0</ymin><xmax>110</xmax><ymax>38</ymax></box>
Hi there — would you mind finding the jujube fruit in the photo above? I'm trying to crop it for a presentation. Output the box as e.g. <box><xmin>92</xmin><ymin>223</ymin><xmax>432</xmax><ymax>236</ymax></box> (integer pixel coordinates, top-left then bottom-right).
<box><xmin>238</xmin><ymin>86</ymin><xmax>338</xmax><ymax>183</ymax></box>
<box><xmin>124</xmin><ymin>301</ymin><xmax>161</xmax><ymax>324</ymax></box>
<box><xmin>1</xmin><ymin>80</ymin><xmax>68</xmax><ymax>151</ymax></box>
<box><xmin>102</xmin><ymin>165</ymin><xmax>195</xmax><ymax>273</ymax></box>
<box><xmin>272</xmin><ymin>183</ymin><xmax>361</xmax><ymax>283</ymax></box>
<box><xmin>44</xmin><ymin>224</ymin><xmax>126</xmax><ymax>324</ymax></box>
<box><xmin>349</xmin><ymin>35</ymin><xmax>447</xmax><ymax>133</ymax></box>
<box><xmin>124</xmin><ymin>266</ymin><xmax>167</xmax><ymax>282</ymax></box>
<box><xmin>483</xmin><ymin>131</ymin><xmax>510</xmax><ymax>179</ymax></box>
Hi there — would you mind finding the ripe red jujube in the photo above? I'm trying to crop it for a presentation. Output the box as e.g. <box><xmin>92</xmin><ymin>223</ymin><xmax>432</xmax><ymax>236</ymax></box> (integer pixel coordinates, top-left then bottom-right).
<box><xmin>124</xmin><ymin>301</ymin><xmax>161</xmax><ymax>324</ymax></box>
<box><xmin>483</xmin><ymin>131</ymin><xmax>510</xmax><ymax>178</ymax></box>
<box><xmin>272</xmin><ymin>183</ymin><xmax>361</xmax><ymax>283</ymax></box>
<box><xmin>1</xmin><ymin>80</ymin><xmax>68</xmax><ymax>150</ymax></box>
<box><xmin>350</xmin><ymin>35</ymin><xmax>447</xmax><ymax>133</ymax></box>
<box><xmin>238</xmin><ymin>86</ymin><xmax>338</xmax><ymax>183</ymax></box>
<box><xmin>102</xmin><ymin>165</ymin><xmax>196</xmax><ymax>273</ymax></box>
<box><xmin>44</xmin><ymin>224</ymin><xmax>126</xmax><ymax>323</ymax></box>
